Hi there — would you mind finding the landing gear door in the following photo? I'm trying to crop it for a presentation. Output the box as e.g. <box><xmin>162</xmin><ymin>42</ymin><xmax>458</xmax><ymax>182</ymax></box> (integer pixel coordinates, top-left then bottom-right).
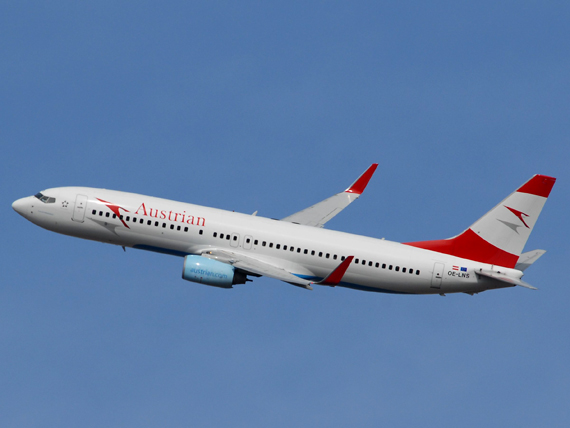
<box><xmin>431</xmin><ymin>262</ymin><xmax>444</xmax><ymax>289</ymax></box>
<box><xmin>72</xmin><ymin>194</ymin><xmax>88</xmax><ymax>223</ymax></box>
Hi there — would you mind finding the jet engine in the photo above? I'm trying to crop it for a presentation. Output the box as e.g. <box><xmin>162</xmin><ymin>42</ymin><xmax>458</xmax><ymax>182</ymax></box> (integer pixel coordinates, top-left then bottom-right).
<box><xmin>182</xmin><ymin>255</ymin><xmax>247</xmax><ymax>288</ymax></box>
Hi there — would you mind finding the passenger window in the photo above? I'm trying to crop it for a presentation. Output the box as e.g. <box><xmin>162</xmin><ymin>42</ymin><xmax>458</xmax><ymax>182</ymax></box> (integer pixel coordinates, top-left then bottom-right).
<box><xmin>276</xmin><ymin>244</ymin><xmax>280</xmax><ymax>249</ymax></box>
<box><xmin>226</xmin><ymin>235</ymin><xmax>230</xmax><ymax>240</ymax></box>
<box><xmin>291</xmin><ymin>247</ymin><xmax>295</xmax><ymax>252</ymax></box>
<box><xmin>148</xmin><ymin>220</ymin><xmax>152</xmax><ymax>225</ymax></box>
<box><xmin>355</xmin><ymin>258</ymin><xmax>359</xmax><ymax>263</ymax></box>
<box><xmin>269</xmin><ymin>243</ymin><xmax>273</xmax><ymax>248</ymax></box>
<box><xmin>319</xmin><ymin>252</ymin><xmax>323</xmax><ymax>257</ymax></box>
<box><xmin>311</xmin><ymin>250</ymin><xmax>315</xmax><ymax>256</ymax></box>
<box><xmin>297</xmin><ymin>248</ymin><xmax>301</xmax><ymax>253</ymax></box>
<box><xmin>304</xmin><ymin>249</ymin><xmax>308</xmax><ymax>254</ymax></box>
<box><xmin>177</xmin><ymin>226</ymin><xmax>181</xmax><ymax>231</ymax></box>
<box><xmin>333</xmin><ymin>255</ymin><xmax>337</xmax><ymax>260</ymax></box>
<box><xmin>341</xmin><ymin>256</ymin><xmax>346</xmax><ymax>261</ymax></box>
<box><xmin>199</xmin><ymin>230</ymin><xmax>203</xmax><ymax>235</ymax></box>
<box><xmin>389</xmin><ymin>265</ymin><xmax>393</xmax><ymax>270</ymax></box>
<box><xmin>283</xmin><ymin>245</ymin><xmax>287</xmax><ymax>250</ymax></box>
<box><xmin>416</xmin><ymin>270</ymin><xmax>420</xmax><ymax>275</ymax></box>
<box><xmin>246</xmin><ymin>238</ymin><xmax>250</xmax><ymax>244</ymax></box>
<box><xmin>262</xmin><ymin>241</ymin><xmax>267</xmax><ymax>247</ymax></box>
<box><xmin>155</xmin><ymin>221</ymin><xmax>159</xmax><ymax>226</ymax></box>
<box><xmin>254</xmin><ymin>240</ymin><xmax>258</xmax><ymax>245</ymax></box>
<box><xmin>326</xmin><ymin>253</ymin><xmax>330</xmax><ymax>259</ymax></box>
<box><xmin>106</xmin><ymin>212</ymin><xmax>110</xmax><ymax>218</ymax></box>
<box><xmin>113</xmin><ymin>214</ymin><xmax>117</xmax><ymax>219</ymax></box>
<box><xmin>375</xmin><ymin>263</ymin><xmax>379</xmax><ymax>268</ymax></box>
<box><xmin>133</xmin><ymin>217</ymin><xmax>137</xmax><ymax>222</ymax></box>
<box><xmin>162</xmin><ymin>223</ymin><xmax>166</xmax><ymax>228</ymax></box>
<box><xmin>368</xmin><ymin>261</ymin><xmax>372</xmax><ymax>267</ymax></box>
<box><xmin>140</xmin><ymin>219</ymin><xmax>143</xmax><ymax>224</ymax></box>
<box><xmin>402</xmin><ymin>267</ymin><xmax>406</xmax><ymax>273</ymax></box>
<box><xmin>126</xmin><ymin>216</ymin><xmax>130</xmax><ymax>221</ymax></box>
<box><xmin>184</xmin><ymin>227</ymin><xmax>188</xmax><ymax>232</ymax></box>
<box><xmin>362</xmin><ymin>260</ymin><xmax>366</xmax><ymax>265</ymax></box>
<box><xmin>99</xmin><ymin>211</ymin><xmax>103</xmax><ymax>216</ymax></box>
<box><xmin>382</xmin><ymin>263</ymin><xmax>386</xmax><ymax>269</ymax></box>
<box><xmin>220</xmin><ymin>233</ymin><xmax>224</xmax><ymax>239</ymax></box>
<box><xmin>119</xmin><ymin>215</ymin><xmax>123</xmax><ymax>220</ymax></box>
<box><xmin>170</xmin><ymin>224</ymin><xmax>174</xmax><ymax>230</ymax></box>
<box><xmin>233</xmin><ymin>236</ymin><xmax>237</xmax><ymax>241</ymax></box>
<box><xmin>92</xmin><ymin>210</ymin><xmax>96</xmax><ymax>215</ymax></box>
<box><xmin>395</xmin><ymin>266</ymin><xmax>399</xmax><ymax>272</ymax></box>
<box><xmin>213</xmin><ymin>232</ymin><xmax>217</xmax><ymax>237</ymax></box>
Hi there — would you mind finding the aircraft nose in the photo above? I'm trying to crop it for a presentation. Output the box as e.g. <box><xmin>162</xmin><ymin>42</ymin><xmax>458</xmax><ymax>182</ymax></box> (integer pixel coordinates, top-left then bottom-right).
<box><xmin>12</xmin><ymin>197</ymin><xmax>30</xmax><ymax>216</ymax></box>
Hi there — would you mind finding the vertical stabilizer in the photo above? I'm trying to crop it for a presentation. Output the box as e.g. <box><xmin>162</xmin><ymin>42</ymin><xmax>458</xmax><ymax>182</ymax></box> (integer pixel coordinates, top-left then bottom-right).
<box><xmin>405</xmin><ymin>175</ymin><xmax>556</xmax><ymax>268</ymax></box>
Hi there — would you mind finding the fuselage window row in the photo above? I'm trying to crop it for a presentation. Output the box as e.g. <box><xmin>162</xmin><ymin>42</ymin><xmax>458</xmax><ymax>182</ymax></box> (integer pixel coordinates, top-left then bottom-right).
<box><xmin>92</xmin><ymin>209</ymin><xmax>421</xmax><ymax>275</ymax></box>
<box><xmin>93</xmin><ymin>209</ymin><xmax>190</xmax><ymax>232</ymax></box>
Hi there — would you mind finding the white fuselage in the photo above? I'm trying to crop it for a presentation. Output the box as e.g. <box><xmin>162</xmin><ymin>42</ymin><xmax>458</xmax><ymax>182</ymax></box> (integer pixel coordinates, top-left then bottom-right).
<box><xmin>13</xmin><ymin>187</ymin><xmax>514</xmax><ymax>295</ymax></box>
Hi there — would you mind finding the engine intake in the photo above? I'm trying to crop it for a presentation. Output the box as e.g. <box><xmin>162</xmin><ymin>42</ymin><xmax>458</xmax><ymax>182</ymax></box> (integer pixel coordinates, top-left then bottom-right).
<box><xmin>182</xmin><ymin>255</ymin><xmax>247</xmax><ymax>288</ymax></box>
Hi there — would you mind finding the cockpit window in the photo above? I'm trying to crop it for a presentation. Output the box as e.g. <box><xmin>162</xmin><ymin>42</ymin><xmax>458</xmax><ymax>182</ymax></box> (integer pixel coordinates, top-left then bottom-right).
<box><xmin>34</xmin><ymin>192</ymin><xmax>56</xmax><ymax>203</ymax></box>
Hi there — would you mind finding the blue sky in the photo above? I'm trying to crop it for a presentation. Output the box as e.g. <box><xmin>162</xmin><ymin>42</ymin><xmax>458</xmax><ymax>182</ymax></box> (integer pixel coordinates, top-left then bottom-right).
<box><xmin>2</xmin><ymin>1</ymin><xmax>569</xmax><ymax>427</ymax></box>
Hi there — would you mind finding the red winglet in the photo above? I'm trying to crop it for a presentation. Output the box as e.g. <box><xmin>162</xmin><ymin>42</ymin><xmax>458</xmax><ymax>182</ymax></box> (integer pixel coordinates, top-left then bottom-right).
<box><xmin>314</xmin><ymin>256</ymin><xmax>354</xmax><ymax>286</ymax></box>
<box><xmin>345</xmin><ymin>164</ymin><xmax>378</xmax><ymax>194</ymax></box>
<box><xmin>517</xmin><ymin>174</ymin><xmax>556</xmax><ymax>198</ymax></box>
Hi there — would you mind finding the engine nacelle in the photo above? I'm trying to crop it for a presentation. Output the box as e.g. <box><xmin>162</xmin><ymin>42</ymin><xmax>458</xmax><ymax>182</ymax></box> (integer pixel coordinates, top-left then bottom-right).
<box><xmin>182</xmin><ymin>255</ymin><xmax>247</xmax><ymax>288</ymax></box>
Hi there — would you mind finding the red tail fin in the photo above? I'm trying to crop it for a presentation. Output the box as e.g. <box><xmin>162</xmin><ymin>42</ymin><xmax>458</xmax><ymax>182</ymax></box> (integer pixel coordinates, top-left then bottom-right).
<box><xmin>404</xmin><ymin>175</ymin><xmax>556</xmax><ymax>268</ymax></box>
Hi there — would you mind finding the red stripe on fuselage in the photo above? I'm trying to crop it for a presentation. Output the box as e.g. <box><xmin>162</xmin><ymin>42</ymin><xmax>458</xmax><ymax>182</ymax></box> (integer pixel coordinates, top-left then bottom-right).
<box><xmin>404</xmin><ymin>229</ymin><xmax>518</xmax><ymax>268</ymax></box>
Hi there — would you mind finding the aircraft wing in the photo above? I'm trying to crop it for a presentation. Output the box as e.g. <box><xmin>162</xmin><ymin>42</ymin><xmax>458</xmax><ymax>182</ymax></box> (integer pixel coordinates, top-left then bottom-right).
<box><xmin>281</xmin><ymin>163</ymin><xmax>378</xmax><ymax>228</ymax></box>
<box><xmin>201</xmin><ymin>249</ymin><xmax>354</xmax><ymax>290</ymax></box>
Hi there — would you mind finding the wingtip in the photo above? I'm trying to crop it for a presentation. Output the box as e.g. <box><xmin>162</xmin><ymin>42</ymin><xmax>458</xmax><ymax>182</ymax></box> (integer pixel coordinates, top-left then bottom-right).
<box><xmin>345</xmin><ymin>163</ymin><xmax>378</xmax><ymax>194</ymax></box>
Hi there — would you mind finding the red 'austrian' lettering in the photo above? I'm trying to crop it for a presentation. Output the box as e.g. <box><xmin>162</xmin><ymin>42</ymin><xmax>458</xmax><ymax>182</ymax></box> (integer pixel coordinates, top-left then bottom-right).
<box><xmin>135</xmin><ymin>203</ymin><xmax>205</xmax><ymax>226</ymax></box>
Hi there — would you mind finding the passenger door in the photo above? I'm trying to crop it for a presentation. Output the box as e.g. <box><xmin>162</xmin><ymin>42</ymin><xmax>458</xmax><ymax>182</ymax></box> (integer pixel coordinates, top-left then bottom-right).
<box><xmin>72</xmin><ymin>194</ymin><xmax>88</xmax><ymax>223</ymax></box>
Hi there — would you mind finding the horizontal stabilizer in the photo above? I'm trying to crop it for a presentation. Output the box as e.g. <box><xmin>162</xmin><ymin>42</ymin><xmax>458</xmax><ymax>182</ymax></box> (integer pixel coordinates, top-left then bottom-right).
<box><xmin>515</xmin><ymin>249</ymin><xmax>546</xmax><ymax>271</ymax></box>
<box><xmin>281</xmin><ymin>164</ymin><xmax>378</xmax><ymax>228</ymax></box>
<box><xmin>476</xmin><ymin>268</ymin><xmax>537</xmax><ymax>290</ymax></box>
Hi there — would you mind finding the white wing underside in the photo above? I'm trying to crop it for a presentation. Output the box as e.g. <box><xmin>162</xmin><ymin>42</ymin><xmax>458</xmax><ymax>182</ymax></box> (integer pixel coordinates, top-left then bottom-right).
<box><xmin>281</xmin><ymin>192</ymin><xmax>360</xmax><ymax>228</ymax></box>
<box><xmin>202</xmin><ymin>248</ymin><xmax>314</xmax><ymax>288</ymax></box>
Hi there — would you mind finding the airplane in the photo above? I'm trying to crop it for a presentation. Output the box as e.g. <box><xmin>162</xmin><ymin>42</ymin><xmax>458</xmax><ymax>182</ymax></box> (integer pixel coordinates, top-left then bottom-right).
<box><xmin>12</xmin><ymin>165</ymin><xmax>556</xmax><ymax>295</ymax></box>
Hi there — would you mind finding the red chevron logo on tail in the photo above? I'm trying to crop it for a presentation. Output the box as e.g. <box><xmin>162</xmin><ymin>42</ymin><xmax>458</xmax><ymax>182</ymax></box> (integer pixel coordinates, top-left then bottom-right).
<box><xmin>505</xmin><ymin>206</ymin><xmax>530</xmax><ymax>228</ymax></box>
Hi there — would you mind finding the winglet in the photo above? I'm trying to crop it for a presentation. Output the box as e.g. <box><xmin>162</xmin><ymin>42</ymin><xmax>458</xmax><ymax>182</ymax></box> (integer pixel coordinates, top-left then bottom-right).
<box><xmin>313</xmin><ymin>256</ymin><xmax>354</xmax><ymax>286</ymax></box>
<box><xmin>345</xmin><ymin>164</ymin><xmax>378</xmax><ymax>194</ymax></box>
